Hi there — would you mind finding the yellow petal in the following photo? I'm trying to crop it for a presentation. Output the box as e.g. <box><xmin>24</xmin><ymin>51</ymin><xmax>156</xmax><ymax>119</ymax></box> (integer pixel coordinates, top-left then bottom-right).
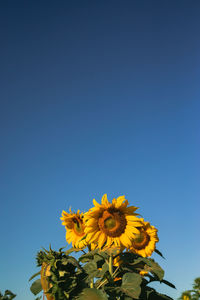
<box><xmin>106</xmin><ymin>236</ymin><xmax>113</xmax><ymax>248</ymax></box>
<box><xmin>125</xmin><ymin>206</ymin><xmax>139</xmax><ymax>213</ymax></box>
<box><xmin>115</xmin><ymin>196</ymin><xmax>126</xmax><ymax>208</ymax></box>
<box><xmin>84</xmin><ymin>226</ymin><xmax>98</xmax><ymax>234</ymax></box>
<box><xmin>86</xmin><ymin>218</ymin><xmax>97</xmax><ymax>227</ymax></box>
<box><xmin>93</xmin><ymin>199</ymin><xmax>101</xmax><ymax>207</ymax></box>
<box><xmin>120</xmin><ymin>233</ymin><xmax>131</xmax><ymax>248</ymax></box>
<box><xmin>93</xmin><ymin>231</ymin><xmax>101</xmax><ymax>241</ymax></box>
<box><xmin>98</xmin><ymin>233</ymin><xmax>107</xmax><ymax>248</ymax></box>
<box><xmin>125</xmin><ymin>215</ymin><xmax>142</xmax><ymax>222</ymax></box>
<box><xmin>101</xmin><ymin>194</ymin><xmax>109</xmax><ymax>207</ymax></box>
<box><xmin>126</xmin><ymin>225</ymin><xmax>140</xmax><ymax>234</ymax></box>
<box><xmin>114</xmin><ymin>238</ymin><xmax>121</xmax><ymax>247</ymax></box>
<box><xmin>112</xmin><ymin>198</ymin><xmax>117</xmax><ymax>205</ymax></box>
<box><xmin>86</xmin><ymin>231</ymin><xmax>97</xmax><ymax>242</ymax></box>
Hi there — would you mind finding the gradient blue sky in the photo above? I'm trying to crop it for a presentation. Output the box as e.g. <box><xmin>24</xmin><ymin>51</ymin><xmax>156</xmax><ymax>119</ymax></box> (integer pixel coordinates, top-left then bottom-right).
<box><xmin>0</xmin><ymin>1</ymin><xmax>199</xmax><ymax>299</ymax></box>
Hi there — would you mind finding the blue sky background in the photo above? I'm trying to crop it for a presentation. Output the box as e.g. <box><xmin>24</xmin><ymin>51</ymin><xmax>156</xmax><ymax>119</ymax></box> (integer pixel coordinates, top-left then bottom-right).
<box><xmin>0</xmin><ymin>1</ymin><xmax>199</xmax><ymax>299</ymax></box>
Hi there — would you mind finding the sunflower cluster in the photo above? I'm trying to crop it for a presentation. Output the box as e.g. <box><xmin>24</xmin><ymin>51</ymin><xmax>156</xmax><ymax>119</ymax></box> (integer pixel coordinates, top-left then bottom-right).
<box><xmin>60</xmin><ymin>194</ymin><xmax>159</xmax><ymax>258</ymax></box>
<box><xmin>30</xmin><ymin>194</ymin><xmax>175</xmax><ymax>300</ymax></box>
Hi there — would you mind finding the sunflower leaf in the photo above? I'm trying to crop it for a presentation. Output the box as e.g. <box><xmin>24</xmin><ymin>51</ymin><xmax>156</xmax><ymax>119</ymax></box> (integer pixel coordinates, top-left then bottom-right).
<box><xmin>79</xmin><ymin>250</ymin><xmax>99</xmax><ymax>262</ymax></box>
<box><xmin>29</xmin><ymin>271</ymin><xmax>41</xmax><ymax>282</ymax></box>
<box><xmin>65</xmin><ymin>247</ymin><xmax>81</xmax><ymax>255</ymax></box>
<box><xmin>4</xmin><ymin>290</ymin><xmax>16</xmax><ymax>299</ymax></box>
<box><xmin>121</xmin><ymin>272</ymin><xmax>142</xmax><ymax>299</ymax></box>
<box><xmin>141</xmin><ymin>258</ymin><xmax>165</xmax><ymax>281</ymax></box>
<box><xmin>30</xmin><ymin>279</ymin><xmax>42</xmax><ymax>295</ymax></box>
<box><xmin>161</xmin><ymin>279</ymin><xmax>176</xmax><ymax>289</ymax></box>
<box><xmin>155</xmin><ymin>249</ymin><xmax>165</xmax><ymax>259</ymax></box>
<box><xmin>98</xmin><ymin>262</ymin><xmax>109</xmax><ymax>277</ymax></box>
<box><xmin>83</xmin><ymin>261</ymin><xmax>99</xmax><ymax>279</ymax></box>
<box><xmin>146</xmin><ymin>290</ymin><xmax>174</xmax><ymax>299</ymax></box>
<box><xmin>78</xmin><ymin>288</ymin><xmax>108</xmax><ymax>300</ymax></box>
<box><xmin>67</xmin><ymin>256</ymin><xmax>82</xmax><ymax>269</ymax></box>
<box><xmin>95</xmin><ymin>251</ymin><xmax>109</xmax><ymax>260</ymax></box>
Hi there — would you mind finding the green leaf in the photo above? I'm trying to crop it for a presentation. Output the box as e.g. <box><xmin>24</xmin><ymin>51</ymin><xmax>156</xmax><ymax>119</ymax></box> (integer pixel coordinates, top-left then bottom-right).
<box><xmin>4</xmin><ymin>290</ymin><xmax>16</xmax><ymax>299</ymax></box>
<box><xmin>148</xmin><ymin>290</ymin><xmax>174</xmax><ymax>299</ymax></box>
<box><xmin>155</xmin><ymin>249</ymin><xmax>165</xmax><ymax>259</ymax></box>
<box><xmin>67</xmin><ymin>256</ymin><xmax>81</xmax><ymax>269</ymax></box>
<box><xmin>96</xmin><ymin>251</ymin><xmax>109</xmax><ymax>259</ymax></box>
<box><xmin>78</xmin><ymin>288</ymin><xmax>108</xmax><ymax>300</ymax></box>
<box><xmin>94</xmin><ymin>253</ymin><xmax>107</xmax><ymax>264</ymax></box>
<box><xmin>161</xmin><ymin>279</ymin><xmax>176</xmax><ymax>289</ymax></box>
<box><xmin>121</xmin><ymin>272</ymin><xmax>142</xmax><ymax>299</ymax></box>
<box><xmin>29</xmin><ymin>271</ymin><xmax>41</xmax><ymax>282</ymax></box>
<box><xmin>83</xmin><ymin>261</ymin><xmax>97</xmax><ymax>272</ymax></box>
<box><xmin>65</xmin><ymin>247</ymin><xmax>80</xmax><ymax>255</ymax></box>
<box><xmin>30</xmin><ymin>279</ymin><xmax>42</xmax><ymax>295</ymax></box>
<box><xmin>98</xmin><ymin>262</ymin><xmax>109</xmax><ymax>277</ymax></box>
<box><xmin>79</xmin><ymin>250</ymin><xmax>98</xmax><ymax>262</ymax></box>
<box><xmin>145</xmin><ymin>259</ymin><xmax>165</xmax><ymax>281</ymax></box>
<box><xmin>83</xmin><ymin>261</ymin><xmax>100</xmax><ymax>280</ymax></box>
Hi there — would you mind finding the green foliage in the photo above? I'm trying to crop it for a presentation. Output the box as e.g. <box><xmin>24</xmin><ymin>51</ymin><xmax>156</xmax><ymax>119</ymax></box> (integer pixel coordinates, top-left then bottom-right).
<box><xmin>30</xmin><ymin>279</ymin><xmax>42</xmax><ymax>295</ymax></box>
<box><xmin>121</xmin><ymin>273</ymin><xmax>142</xmax><ymax>299</ymax></box>
<box><xmin>178</xmin><ymin>277</ymin><xmax>200</xmax><ymax>300</ymax></box>
<box><xmin>0</xmin><ymin>290</ymin><xmax>16</xmax><ymax>300</ymax></box>
<box><xmin>78</xmin><ymin>288</ymin><xmax>108</xmax><ymax>300</ymax></box>
<box><xmin>30</xmin><ymin>246</ymin><xmax>88</xmax><ymax>300</ymax></box>
<box><xmin>30</xmin><ymin>247</ymin><xmax>175</xmax><ymax>300</ymax></box>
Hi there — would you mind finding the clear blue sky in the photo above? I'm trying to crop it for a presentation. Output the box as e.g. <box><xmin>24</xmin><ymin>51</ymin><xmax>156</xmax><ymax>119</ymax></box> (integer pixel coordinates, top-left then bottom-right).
<box><xmin>0</xmin><ymin>1</ymin><xmax>199</xmax><ymax>299</ymax></box>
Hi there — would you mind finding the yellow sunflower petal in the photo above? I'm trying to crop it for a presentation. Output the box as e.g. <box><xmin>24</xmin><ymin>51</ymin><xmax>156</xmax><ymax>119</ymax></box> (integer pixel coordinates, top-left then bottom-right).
<box><xmin>84</xmin><ymin>226</ymin><xmax>98</xmax><ymax>234</ymax></box>
<box><xmin>61</xmin><ymin>209</ymin><xmax>86</xmax><ymax>247</ymax></box>
<box><xmin>115</xmin><ymin>196</ymin><xmax>126</xmax><ymax>208</ymax></box>
<box><xmin>120</xmin><ymin>233</ymin><xmax>132</xmax><ymax>248</ymax></box>
<box><xmin>86</xmin><ymin>218</ymin><xmax>97</xmax><ymax>227</ymax></box>
<box><xmin>86</xmin><ymin>231</ymin><xmax>98</xmax><ymax>242</ymax></box>
<box><xmin>93</xmin><ymin>199</ymin><xmax>101</xmax><ymax>207</ymax></box>
<box><xmin>101</xmin><ymin>194</ymin><xmax>109</xmax><ymax>207</ymax></box>
<box><xmin>98</xmin><ymin>233</ymin><xmax>107</xmax><ymax>248</ymax></box>
<box><xmin>129</xmin><ymin>220</ymin><xmax>159</xmax><ymax>257</ymax></box>
<box><xmin>84</xmin><ymin>194</ymin><xmax>145</xmax><ymax>251</ymax></box>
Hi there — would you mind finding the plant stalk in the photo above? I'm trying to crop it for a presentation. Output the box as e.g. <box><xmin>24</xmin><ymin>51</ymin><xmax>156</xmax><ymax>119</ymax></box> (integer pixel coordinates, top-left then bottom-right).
<box><xmin>109</xmin><ymin>254</ymin><xmax>113</xmax><ymax>277</ymax></box>
<box><xmin>90</xmin><ymin>279</ymin><xmax>94</xmax><ymax>288</ymax></box>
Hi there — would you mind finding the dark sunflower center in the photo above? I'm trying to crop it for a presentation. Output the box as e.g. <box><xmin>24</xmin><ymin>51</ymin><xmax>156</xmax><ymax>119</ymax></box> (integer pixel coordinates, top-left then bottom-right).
<box><xmin>132</xmin><ymin>229</ymin><xmax>150</xmax><ymax>250</ymax></box>
<box><xmin>73</xmin><ymin>217</ymin><xmax>85</xmax><ymax>236</ymax></box>
<box><xmin>98</xmin><ymin>209</ymin><xmax>127</xmax><ymax>237</ymax></box>
<box><xmin>104</xmin><ymin>217</ymin><xmax>116</xmax><ymax>229</ymax></box>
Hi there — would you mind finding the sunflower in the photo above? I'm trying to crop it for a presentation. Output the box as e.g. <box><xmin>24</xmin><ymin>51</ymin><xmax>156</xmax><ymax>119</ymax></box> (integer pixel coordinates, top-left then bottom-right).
<box><xmin>60</xmin><ymin>209</ymin><xmax>86</xmax><ymax>248</ymax></box>
<box><xmin>84</xmin><ymin>194</ymin><xmax>142</xmax><ymax>249</ymax></box>
<box><xmin>130</xmin><ymin>219</ymin><xmax>159</xmax><ymax>257</ymax></box>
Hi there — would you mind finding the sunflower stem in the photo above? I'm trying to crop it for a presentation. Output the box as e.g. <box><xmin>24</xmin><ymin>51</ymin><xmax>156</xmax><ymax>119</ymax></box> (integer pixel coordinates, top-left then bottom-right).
<box><xmin>109</xmin><ymin>254</ymin><xmax>113</xmax><ymax>277</ymax></box>
<box><xmin>113</xmin><ymin>266</ymin><xmax>120</xmax><ymax>277</ymax></box>
<box><xmin>97</xmin><ymin>278</ymin><xmax>108</xmax><ymax>289</ymax></box>
<box><xmin>90</xmin><ymin>279</ymin><xmax>94</xmax><ymax>288</ymax></box>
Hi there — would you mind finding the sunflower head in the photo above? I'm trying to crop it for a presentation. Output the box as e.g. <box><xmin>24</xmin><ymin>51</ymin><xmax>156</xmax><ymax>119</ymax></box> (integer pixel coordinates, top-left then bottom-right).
<box><xmin>60</xmin><ymin>209</ymin><xmax>86</xmax><ymax>248</ymax></box>
<box><xmin>130</xmin><ymin>219</ymin><xmax>159</xmax><ymax>257</ymax></box>
<box><xmin>84</xmin><ymin>194</ymin><xmax>142</xmax><ymax>249</ymax></box>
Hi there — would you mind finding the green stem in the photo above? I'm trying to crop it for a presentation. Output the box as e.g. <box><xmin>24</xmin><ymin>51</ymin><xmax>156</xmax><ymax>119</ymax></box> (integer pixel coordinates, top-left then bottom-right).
<box><xmin>109</xmin><ymin>254</ymin><xmax>113</xmax><ymax>277</ymax></box>
<box><xmin>113</xmin><ymin>266</ymin><xmax>120</xmax><ymax>277</ymax></box>
<box><xmin>90</xmin><ymin>279</ymin><xmax>94</xmax><ymax>288</ymax></box>
<box><xmin>97</xmin><ymin>278</ymin><xmax>108</xmax><ymax>289</ymax></box>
